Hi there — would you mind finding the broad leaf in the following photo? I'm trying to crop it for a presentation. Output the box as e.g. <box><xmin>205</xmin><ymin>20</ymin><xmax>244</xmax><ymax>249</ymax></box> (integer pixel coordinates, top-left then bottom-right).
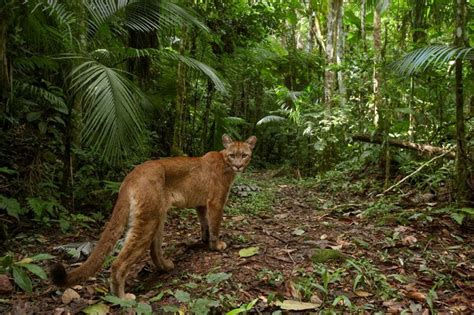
<box><xmin>20</xmin><ymin>263</ymin><xmax>47</xmax><ymax>280</ymax></box>
<box><xmin>206</xmin><ymin>272</ymin><xmax>232</xmax><ymax>284</ymax></box>
<box><xmin>12</xmin><ymin>266</ymin><xmax>33</xmax><ymax>293</ymax></box>
<box><xmin>239</xmin><ymin>247</ymin><xmax>259</xmax><ymax>258</ymax></box>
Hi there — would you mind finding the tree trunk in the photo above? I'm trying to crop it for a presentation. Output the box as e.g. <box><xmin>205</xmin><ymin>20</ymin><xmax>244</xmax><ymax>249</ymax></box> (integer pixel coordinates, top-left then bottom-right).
<box><xmin>373</xmin><ymin>3</ymin><xmax>382</xmax><ymax>127</ymax></box>
<box><xmin>171</xmin><ymin>29</ymin><xmax>188</xmax><ymax>155</ymax></box>
<box><xmin>454</xmin><ymin>0</ymin><xmax>470</xmax><ymax>205</ymax></box>
<box><xmin>324</xmin><ymin>0</ymin><xmax>342</xmax><ymax>108</ymax></box>
<box><xmin>0</xmin><ymin>8</ymin><xmax>11</xmax><ymax>112</ymax></box>
<box><xmin>336</xmin><ymin>2</ymin><xmax>346</xmax><ymax>106</ymax></box>
<box><xmin>361</xmin><ymin>0</ymin><xmax>366</xmax><ymax>51</ymax></box>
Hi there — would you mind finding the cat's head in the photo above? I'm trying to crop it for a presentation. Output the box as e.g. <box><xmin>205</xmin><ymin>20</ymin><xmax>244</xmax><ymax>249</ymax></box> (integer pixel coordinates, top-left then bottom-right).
<box><xmin>222</xmin><ymin>134</ymin><xmax>257</xmax><ymax>173</ymax></box>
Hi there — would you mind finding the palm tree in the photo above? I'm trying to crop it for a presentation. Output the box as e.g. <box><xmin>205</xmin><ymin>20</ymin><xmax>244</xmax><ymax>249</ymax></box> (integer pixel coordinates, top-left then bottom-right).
<box><xmin>17</xmin><ymin>0</ymin><xmax>225</xmax><ymax>165</ymax></box>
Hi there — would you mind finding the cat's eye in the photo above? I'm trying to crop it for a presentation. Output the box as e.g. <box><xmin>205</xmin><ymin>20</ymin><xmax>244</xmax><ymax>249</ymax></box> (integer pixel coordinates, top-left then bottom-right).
<box><xmin>229</xmin><ymin>154</ymin><xmax>236</xmax><ymax>158</ymax></box>
<box><xmin>242</xmin><ymin>154</ymin><xmax>248</xmax><ymax>158</ymax></box>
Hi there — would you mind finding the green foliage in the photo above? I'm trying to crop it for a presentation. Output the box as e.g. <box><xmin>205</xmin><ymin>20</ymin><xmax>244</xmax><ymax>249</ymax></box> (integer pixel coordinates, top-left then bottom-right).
<box><xmin>346</xmin><ymin>259</ymin><xmax>397</xmax><ymax>299</ymax></box>
<box><xmin>0</xmin><ymin>253</ymin><xmax>54</xmax><ymax>293</ymax></box>
<box><xmin>102</xmin><ymin>295</ymin><xmax>152</xmax><ymax>314</ymax></box>
<box><xmin>0</xmin><ymin>195</ymin><xmax>27</xmax><ymax>220</ymax></box>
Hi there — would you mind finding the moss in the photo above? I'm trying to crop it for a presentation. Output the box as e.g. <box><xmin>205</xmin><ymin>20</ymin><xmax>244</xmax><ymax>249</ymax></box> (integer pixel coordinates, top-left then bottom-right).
<box><xmin>311</xmin><ymin>249</ymin><xmax>346</xmax><ymax>264</ymax></box>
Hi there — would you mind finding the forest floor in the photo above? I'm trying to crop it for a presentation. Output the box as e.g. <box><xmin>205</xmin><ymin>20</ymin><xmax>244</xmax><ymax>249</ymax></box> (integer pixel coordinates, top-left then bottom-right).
<box><xmin>1</xmin><ymin>169</ymin><xmax>473</xmax><ymax>314</ymax></box>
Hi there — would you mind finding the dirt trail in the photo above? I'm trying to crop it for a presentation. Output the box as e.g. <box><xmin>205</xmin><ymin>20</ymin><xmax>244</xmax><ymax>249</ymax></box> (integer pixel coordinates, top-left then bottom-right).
<box><xmin>1</xmin><ymin>173</ymin><xmax>473</xmax><ymax>314</ymax></box>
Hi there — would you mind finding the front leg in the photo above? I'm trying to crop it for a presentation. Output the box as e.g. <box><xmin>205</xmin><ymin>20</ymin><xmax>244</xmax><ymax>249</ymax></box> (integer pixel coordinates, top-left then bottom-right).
<box><xmin>207</xmin><ymin>199</ymin><xmax>227</xmax><ymax>251</ymax></box>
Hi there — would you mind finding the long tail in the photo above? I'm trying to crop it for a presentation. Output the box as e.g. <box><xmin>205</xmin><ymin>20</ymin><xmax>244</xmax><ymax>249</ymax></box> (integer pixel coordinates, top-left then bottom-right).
<box><xmin>50</xmin><ymin>194</ymin><xmax>130</xmax><ymax>287</ymax></box>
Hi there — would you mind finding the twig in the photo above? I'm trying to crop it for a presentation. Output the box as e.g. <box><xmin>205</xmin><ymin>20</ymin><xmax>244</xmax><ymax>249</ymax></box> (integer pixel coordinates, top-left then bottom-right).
<box><xmin>379</xmin><ymin>151</ymin><xmax>451</xmax><ymax>195</ymax></box>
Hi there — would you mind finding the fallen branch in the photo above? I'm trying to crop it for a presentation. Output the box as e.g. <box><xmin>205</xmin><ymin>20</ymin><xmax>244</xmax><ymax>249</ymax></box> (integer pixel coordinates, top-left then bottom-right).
<box><xmin>352</xmin><ymin>134</ymin><xmax>455</xmax><ymax>159</ymax></box>
<box><xmin>380</xmin><ymin>151</ymin><xmax>451</xmax><ymax>195</ymax></box>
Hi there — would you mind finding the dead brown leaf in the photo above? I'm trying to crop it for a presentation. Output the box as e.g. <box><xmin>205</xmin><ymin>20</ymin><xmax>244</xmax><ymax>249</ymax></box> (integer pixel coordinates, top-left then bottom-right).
<box><xmin>354</xmin><ymin>290</ymin><xmax>372</xmax><ymax>297</ymax></box>
<box><xmin>383</xmin><ymin>300</ymin><xmax>405</xmax><ymax>313</ymax></box>
<box><xmin>61</xmin><ymin>288</ymin><xmax>80</xmax><ymax>304</ymax></box>
<box><xmin>0</xmin><ymin>274</ymin><xmax>13</xmax><ymax>294</ymax></box>
<box><xmin>402</xmin><ymin>235</ymin><xmax>418</xmax><ymax>246</ymax></box>
<box><xmin>406</xmin><ymin>290</ymin><xmax>426</xmax><ymax>302</ymax></box>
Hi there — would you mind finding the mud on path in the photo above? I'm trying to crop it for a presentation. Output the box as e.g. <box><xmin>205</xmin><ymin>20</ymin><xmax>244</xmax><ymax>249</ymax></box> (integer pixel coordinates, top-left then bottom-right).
<box><xmin>1</xmin><ymin>172</ymin><xmax>473</xmax><ymax>313</ymax></box>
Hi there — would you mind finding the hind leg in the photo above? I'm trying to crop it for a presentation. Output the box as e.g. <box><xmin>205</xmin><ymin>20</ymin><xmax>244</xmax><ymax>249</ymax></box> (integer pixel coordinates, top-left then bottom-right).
<box><xmin>196</xmin><ymin>206</ymin><xmax>209</xmax><ymax>243</ymax></box>
<box><xmin>110</xmin><ymin>219</ymin><xmax>157</xmax><ymax>298</ymax></box>
<box><xmin>150</xmin><ymin>210</ymin><xmax>174</xmax><ymax>271</ymax></box>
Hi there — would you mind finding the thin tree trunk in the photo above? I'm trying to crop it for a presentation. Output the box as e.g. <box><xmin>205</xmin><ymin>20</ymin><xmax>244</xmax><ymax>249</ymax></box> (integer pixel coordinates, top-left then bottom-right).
<box><xmin>361</xmin><ymin>0</ymin><xmax>366</xmax><ymax>51</ymax></box>
<box><xmin>324</xmin><ymin>0</ymin><xmax>342</xmax><ymax>108</ymax></box>
<box><xmin>171</xmin><ymin>28</ymin><xmax>188</xmax><ymax>155</ymax></box>
<box><xmin>202</xmin><ymin>79</ymin><xmax>213</xmax><ymax>152</ymax></box>
<box><xmin>454</xmin><ymin>0</ymin><xmax>470</xmax><ymax>205</ymax></box>
<box><xmin>336</xmin><ymin>2</ymin><xmax>346</xmax><ymax>106</ymax></box>
<box><xmin>373</xmin><ymin>3</ymin><xmax>382</xmax><ymax>127</ymax></box>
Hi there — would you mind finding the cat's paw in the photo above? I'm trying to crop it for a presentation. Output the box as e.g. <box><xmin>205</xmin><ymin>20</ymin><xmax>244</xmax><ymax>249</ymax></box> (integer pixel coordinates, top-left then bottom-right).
<box><xmin>159</xmin><ymin>259</ymin><xmax>175</xmax><ymax>272</ymax></box>
<box><xmin>210</xmin><ymin>240</ymin><xmax>227</xmax><ymax>251</ymax></box>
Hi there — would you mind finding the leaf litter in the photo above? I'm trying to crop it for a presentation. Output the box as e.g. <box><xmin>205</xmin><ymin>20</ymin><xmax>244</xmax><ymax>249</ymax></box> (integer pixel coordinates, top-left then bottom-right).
<box><xmin>1</xmin><ymin>172</ymin><xmax>473</xmax><ymax>313</ymax></box>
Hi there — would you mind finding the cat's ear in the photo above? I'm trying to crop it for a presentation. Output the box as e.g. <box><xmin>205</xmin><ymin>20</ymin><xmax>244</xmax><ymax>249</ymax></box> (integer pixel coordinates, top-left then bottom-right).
<box><xmin>222</xmin><ymin>134</ymin><xmax>233</xmax><ymax>149</ymax></box>
<box><xmin>245</xmin><ymin>136</ymin><xmax>257</xmax><ymax>149</ymax></box>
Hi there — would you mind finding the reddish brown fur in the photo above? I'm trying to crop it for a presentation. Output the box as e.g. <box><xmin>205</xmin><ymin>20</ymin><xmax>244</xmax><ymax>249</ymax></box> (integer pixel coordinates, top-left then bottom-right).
<box><xmin>50</xmin><ymin>135</ymin><xmax>256</xmax><ymax>298</ymax></box>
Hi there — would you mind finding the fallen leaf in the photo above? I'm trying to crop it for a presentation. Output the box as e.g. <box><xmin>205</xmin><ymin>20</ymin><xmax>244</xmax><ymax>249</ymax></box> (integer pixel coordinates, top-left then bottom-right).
<box><xmin>292</xmin><ymin>228</ymin><xmax>305</xmax><ymax>236</ymax></box>
<box><xmin>406</xmin><ymin>290</ymin><xmax>426</xmax><ymax>302</ymax></box>
<box><xmin>0</xmin><ymin>274</ymin><xmax>13</xmax><ymax>294</ymax></box>
<box><xmin>402</xmin><ymin>235</ymin><xmax>418</xmax><ymax>246</ymax></box>
<box><xmin>275</xmin><ymin>300</ymin><xmax>320</xmax><ymax>310</ymax></box>
<box><xmin>53</xmin><ymin>307</ymin><xmax>71</xmax><ymax>315</ymax></box>
<box><xmin>82</xmin><ymin>303</ymin><xmax>110</xmax><ymax>315</ymax></box>
<box><xmin>310</xmin><ymin>294</ymin><xmax>322</xmax><ymax>304</ymax></box>
<box><xmin>274</xmin><ymin>213</ymin><xmax>288</xmax><ymax>220</ymax></box>
<box><xmin>239</xmin><ymin>247</ymin><xmax>259</xmax><ymax>258</ymax></box>
<box><xmin>320</xmin><ymin>234</ymin><xmax>327</xmax><ymax>240</ymax></box>
<box><xmin>232</xmin><ymin>215</ymin><xmax>245</xmax><ymax>221</ymax></box>
<box><xmin>354</xmin><ymin>290</ymin><xmax>372</xmax><ymax>297</ymax></box>
<box><xmin>329</xmin><ymin>244</ymin><xmax>343</xmax><ymax>250</ymax></box>
<box><xmin>382</xmin><ymin>300</ymin><xmax>405</xmax><ymax>313</ymax></box>
<box><xmin>61</xmin><ymin>288</ymin><xmax>80</xmax><ymax>304</ymax></box>
<box><xmin>123</xmin><ymin>293</ymin><xmax>136</xmax><ymax>300</ymax></box>
<box><xmin>286</xmin><ymin>281</ymin><xmax>301</xmax><ymax>300</ymax></box>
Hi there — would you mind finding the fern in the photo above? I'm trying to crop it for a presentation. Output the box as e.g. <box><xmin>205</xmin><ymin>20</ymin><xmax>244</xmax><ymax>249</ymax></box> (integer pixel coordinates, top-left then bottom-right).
<box><xmin>0</xmin><ymin>195</ymin><xmax>28</xmax><ymax>220</ymax></box>
<box><xmin>14</xmin><ymin>82</ymin><xmax>68</xmax><ymax>114</ymax></box>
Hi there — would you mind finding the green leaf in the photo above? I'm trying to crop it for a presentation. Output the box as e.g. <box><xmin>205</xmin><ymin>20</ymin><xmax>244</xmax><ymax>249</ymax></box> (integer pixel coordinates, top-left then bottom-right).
<box><xmin>161</xmin><ymin>305</ymin><xmax>179</xmax><ymax>313</ymax></box>
<box><xmin>0</xmin><ymin>167</ymin><xmax>17</xmax><ymax>175</ymax></box>
<box><xmin>20</xmin><ymin>263</ymin><xmax>47</xmax><ymax>280</ymax></box>
<box><xmin>12</xmin><ymin>266</ymin><xmax>33</xmax><ymax>293</ymax></box>
<box><xmin>135</xmin><ymin>302</ymin><xmax>152</xmax><ymax>315</ymax></box>
<box><xmin>174</xmin><ymin>289</ymin><xmax>191</xmax><ymax>303</ymax></box>
<box><xmin>205</xmin><ymin>272</ymin><xmax>232</xmax><ymax>284</ymax></box>
<box><xmin>29</xmin><ymin>253</ymin><xmax>55</xmax><ymax>261</ymax></box>
<box><xmin>26</xmin><ymin>112</ymin><xmax>42</xmax><ymax>122</ymax></box>
<box><xmin>82</xmin><ymin>303</ymin><xmax>110</xmax><ymax>315</ymax></box>
<box><xmin>226</xmin><ymin>298</ymin><xmax>259</xmax><ymax>315</ymax></box>
<box><xmin>451</xmin><ymin>213</ymin><xmax>465</xmax><ymax>225</ymax></box>
<box><xmin>0</xmin><ymin>195</ymin><xmax>26</xmax><ymax>220</ymax></box>
<box><xmin>190</xmin><ymin>298</ymin><xmax>219</xmax><ymax>315</ymax></box>
<box><xmin>149</xmin><ymin>291</ymin><xmax>164</xmax><ymax>303</ymax></box>
<box><xmin>102</xmin><ymin>295</ymin><xmax>135</xmax><ymax>308</ymax></box>
<box><xmin>0</xmin><ymin>255</ymin><xmax>14</xmax><ymax>268</ymax></box>
<box><xmin>238</xmin><ymin>247</ymin><xmax>259</xmax><ymax>258</ymax></box>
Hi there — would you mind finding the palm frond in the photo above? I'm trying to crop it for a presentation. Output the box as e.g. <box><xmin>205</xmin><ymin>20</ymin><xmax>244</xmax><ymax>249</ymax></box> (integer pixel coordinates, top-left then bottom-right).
<box><xmin>85</xmin><ymin>0</ymin><xmax>208</xmax><ymax>38</ymax></box>
<box><xmin>159</xmin><ymin>49</ymin><xmax>227</xmax><ymax>93</ymax></box>
<box><xmin>392</xmin><ymin>45</ymin><xmax>474</xmax><ymax>76</ymax></box>
<box><xmin>69</xmin><ymin>60</ymin><xmax>146</xmax><ymax>164</ymax></box>
<box><xmin>256</xmin><ymin>115</ymin><xmax>286</xmax><ymax>126</ymax></box>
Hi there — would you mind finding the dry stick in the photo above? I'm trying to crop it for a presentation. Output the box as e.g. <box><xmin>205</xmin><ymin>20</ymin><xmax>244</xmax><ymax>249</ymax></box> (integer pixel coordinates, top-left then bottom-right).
<box><xmin>379</xmin><ymin>151</ymin><xmax>451</xmax><ymax>195</ymax></box>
